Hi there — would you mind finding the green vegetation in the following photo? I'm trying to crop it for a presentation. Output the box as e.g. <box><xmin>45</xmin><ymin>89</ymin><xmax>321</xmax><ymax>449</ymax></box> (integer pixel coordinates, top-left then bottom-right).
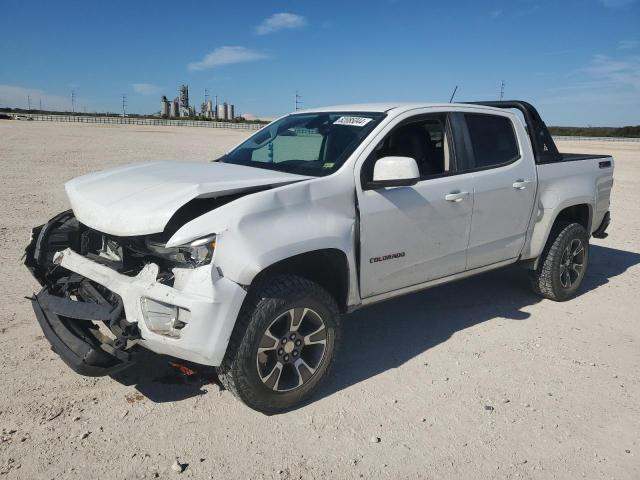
<box><xmin>548</xmin><ymin>125</ymin><xmax>640</xmax><ymax>138</ymax></box>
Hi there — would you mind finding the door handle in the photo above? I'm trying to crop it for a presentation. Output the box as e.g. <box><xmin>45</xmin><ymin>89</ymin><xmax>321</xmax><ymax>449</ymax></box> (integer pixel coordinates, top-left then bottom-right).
<box><xmin>445</xmin><ymin>191</ymin><xmax>469</xmax><ymax>203</ymax></box>
<box><xmin>512</xmin><ymin>179</ymin><xmax>531</xmax><ymax>190</ymax></box>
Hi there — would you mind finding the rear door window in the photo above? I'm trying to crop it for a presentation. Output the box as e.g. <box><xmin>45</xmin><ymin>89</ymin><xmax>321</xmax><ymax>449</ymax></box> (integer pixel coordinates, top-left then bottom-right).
<box><xmin>464</xmin><ymin>114</ymin><xmax>520</xmax><ymax>169</ymax></box>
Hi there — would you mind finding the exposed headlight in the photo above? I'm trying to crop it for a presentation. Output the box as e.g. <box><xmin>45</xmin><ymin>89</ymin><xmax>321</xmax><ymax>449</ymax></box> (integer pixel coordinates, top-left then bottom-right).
<box><xmin>144</xmin><ymin>234</ymin><xmax>216</xmax><ymax>268</ymax></box>
<box><xmin>180</xmin><ymin>234</ymin><xmax>216</xmax><ymax>267</ymax></box>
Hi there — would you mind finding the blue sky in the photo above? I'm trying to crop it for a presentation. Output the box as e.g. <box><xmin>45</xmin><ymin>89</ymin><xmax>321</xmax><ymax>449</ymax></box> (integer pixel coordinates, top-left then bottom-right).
<box><xmin>1</xmin><ymin>0</ymin><xmax>639</xmax><ymax>126</ymax></box>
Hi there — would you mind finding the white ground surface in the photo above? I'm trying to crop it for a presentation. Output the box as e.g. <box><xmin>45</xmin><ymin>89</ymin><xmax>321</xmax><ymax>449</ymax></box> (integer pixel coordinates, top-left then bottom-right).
<box><xmin>0</xmin><ymin>122</ymin><xmax>638</xmax><ymax>480</ymax></box>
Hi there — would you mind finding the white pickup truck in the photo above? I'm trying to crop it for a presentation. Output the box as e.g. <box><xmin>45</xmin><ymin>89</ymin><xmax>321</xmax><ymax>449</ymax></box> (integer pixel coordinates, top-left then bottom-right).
<box><xmin>25</xmin><ymin>101</ymin><xmax>613</xmax><ymax>414</ymax></box>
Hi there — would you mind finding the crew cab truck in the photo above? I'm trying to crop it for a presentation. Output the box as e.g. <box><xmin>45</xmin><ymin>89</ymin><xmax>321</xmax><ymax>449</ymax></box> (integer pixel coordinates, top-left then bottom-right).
<box><xmin>25</xmin><ymin>101</ymin><xmax>613</xmax><ymax>414</ymax></box>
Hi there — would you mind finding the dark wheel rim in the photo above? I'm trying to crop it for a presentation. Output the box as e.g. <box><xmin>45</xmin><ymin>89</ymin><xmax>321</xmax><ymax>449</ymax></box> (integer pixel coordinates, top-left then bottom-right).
<box><xmin>559</xmin><ymin>238</ymin><xmax>585</xmax><ymax>288</ymax></box>
<box><xmin>256</xmin><ymin>308</ymin><xmax>328</xmax><ymax>392</ymax></box>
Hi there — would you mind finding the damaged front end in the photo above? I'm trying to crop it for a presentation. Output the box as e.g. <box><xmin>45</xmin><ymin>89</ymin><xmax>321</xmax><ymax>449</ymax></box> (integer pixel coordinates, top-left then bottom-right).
<box><xmin>25</xmin><ymin>211</ymin><xmax>141</xmax><ymax>376</ymax></box>
<box><xmin>26</xmin><ymin>210</ymin><xmax>247</xmax><ymax>374</ymax></box>
<box><xmin>25</xmin><ymin>209</ymin><xmax>216</xmax><ymax>376</ymax></box>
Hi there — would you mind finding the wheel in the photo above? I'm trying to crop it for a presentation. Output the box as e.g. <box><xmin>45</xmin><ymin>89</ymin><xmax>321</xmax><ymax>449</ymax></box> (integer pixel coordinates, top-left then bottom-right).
<box><xmin>216</xmin><ymin>274</ymin><xmax>341</xmax><ymax>414</ymax></box>
<box><xmin>529</xmin><ymin>222</ymin><xmax>589</xmax><ymax>301</ymax></box>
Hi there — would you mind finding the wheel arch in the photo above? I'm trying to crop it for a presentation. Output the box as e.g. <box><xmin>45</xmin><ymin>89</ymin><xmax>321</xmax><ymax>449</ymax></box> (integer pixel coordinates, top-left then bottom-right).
<box><xmin>247</xmin><ymin>248</ymin><xmax>352</xmax><ymax>313</ymax></box>
<box><xmin>554</xmin><ymin>203</ymin><xmax>592</xmax><ymax>232</ymax></box>
<box><xmin>522</xmin><ymin>200</ymin><xmax>593</xmax><ymax>269</ymax></box>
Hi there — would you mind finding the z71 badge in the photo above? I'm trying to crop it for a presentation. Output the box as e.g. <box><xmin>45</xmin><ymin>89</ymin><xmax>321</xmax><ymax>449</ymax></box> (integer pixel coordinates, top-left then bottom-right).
<box><xmin>369</xmin><ymin>252</ymin><xmax>406</xmax><ymax>263</ymax></box>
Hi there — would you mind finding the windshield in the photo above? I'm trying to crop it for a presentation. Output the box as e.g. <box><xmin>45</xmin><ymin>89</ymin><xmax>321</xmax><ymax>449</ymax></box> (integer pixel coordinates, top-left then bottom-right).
<box><xmin>219</xmin><ymin>112</ymin><xmax>385</xmax><ymax>176</ymax></box>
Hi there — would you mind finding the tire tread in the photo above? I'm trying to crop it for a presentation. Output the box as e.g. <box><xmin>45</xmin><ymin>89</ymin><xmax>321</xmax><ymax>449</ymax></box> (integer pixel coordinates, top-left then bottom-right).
<box><xmin>216</xmin><ymin>274</ymin><xmax>340</xmax><ymax>414</ymax></box>
<box><xmin>529</xmin><ymin>221</ymin><xmax>588</xmax><ymax>301</ymax></box>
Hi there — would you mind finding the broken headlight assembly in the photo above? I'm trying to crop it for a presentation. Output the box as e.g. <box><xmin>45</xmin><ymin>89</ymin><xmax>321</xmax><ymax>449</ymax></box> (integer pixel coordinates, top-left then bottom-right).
<box><xmin>150</xmin><ymin>234</ymin><xmax>217</xmax><ymax>268</ymax></box>
<box><xmin>182</xmin><ymin>234</ymin><xmax>217</xmax><ymax>266</ymax></box>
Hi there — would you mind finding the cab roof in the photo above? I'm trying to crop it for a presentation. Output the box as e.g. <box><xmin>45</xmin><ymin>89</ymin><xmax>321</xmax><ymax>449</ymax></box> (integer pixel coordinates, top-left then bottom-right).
<box><xmin>296</xmin><ymin>102</ymin><xmax>506</xmax><ymax>115</ymax></box>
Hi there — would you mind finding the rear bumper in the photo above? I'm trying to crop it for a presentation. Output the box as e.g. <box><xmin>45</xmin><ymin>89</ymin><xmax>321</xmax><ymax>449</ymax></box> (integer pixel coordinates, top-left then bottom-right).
<box><xmin>31</xmin><ymin>288</ymin><xmax>132</xmax><ymax>376</ymax></box>
<box><xmin>592</xmin><ymin>211</ymin><xmax>611</xmax><ymax>239</ymax></box>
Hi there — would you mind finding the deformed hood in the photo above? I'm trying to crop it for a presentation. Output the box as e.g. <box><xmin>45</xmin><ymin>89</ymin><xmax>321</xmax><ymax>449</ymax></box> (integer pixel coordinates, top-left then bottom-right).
<box><xmin>65</xmin><ymin>161</ymin><xmax>310</xmax><ymax>236</ymax></box>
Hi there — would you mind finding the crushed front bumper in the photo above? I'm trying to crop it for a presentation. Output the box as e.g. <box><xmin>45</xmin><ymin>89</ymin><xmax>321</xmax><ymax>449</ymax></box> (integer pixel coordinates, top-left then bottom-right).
<box><xmin>31</xmin><ymin>288</ymin><xmax>132</xmax><ymax>376</ymax></box>
<box><xmin>50</xmin><ymin>248</ymin><xmax>247</xmax><ymax>368</ymax></box>
<box><xmin>25</xmin><ymin>211</ymin><xmax>247</xmax><ymax>374</ymax></box>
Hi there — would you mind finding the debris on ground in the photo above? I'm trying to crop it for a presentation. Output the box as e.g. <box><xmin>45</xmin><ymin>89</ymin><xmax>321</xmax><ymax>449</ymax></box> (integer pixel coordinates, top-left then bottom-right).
<box><xmin>125</xmin><ymin>393</ymin><xmax>145</xmax><ymax>404</ymax></box>
<box><xmin>45</xmin><ymin>407</ymin><xmax>64</xmax><ymax>421</ymax></box>
<box><xmin>171</xmin><ymin>458</ymin><xmax>186</xmax><ymax>473</ymax></box>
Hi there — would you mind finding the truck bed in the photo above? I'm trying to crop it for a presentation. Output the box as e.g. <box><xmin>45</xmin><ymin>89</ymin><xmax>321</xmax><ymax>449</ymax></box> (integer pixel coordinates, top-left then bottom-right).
<box><xmin>557</xmin><ymin>153</ymin><xmax>613</xmax><ymax>163</ymax></box>
<box><xmin>535</xmin><ymin>153</ymin><xmax>614</xmax><ymax>239</ymax></box>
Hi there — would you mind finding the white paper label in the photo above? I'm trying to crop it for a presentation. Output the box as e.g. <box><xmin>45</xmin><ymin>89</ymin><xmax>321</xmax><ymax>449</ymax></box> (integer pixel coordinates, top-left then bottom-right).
<box><xmin>333</xmin><ymin>116</ymin><xmax>372</xmax><ymax>127</ymax></box>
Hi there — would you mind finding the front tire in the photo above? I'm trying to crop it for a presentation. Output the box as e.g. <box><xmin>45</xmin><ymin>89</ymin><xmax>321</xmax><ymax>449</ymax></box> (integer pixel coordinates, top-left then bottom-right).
<box><xmin>216</xmin><ymin>275</ymin><xmax>341</xmax><ymax>414</ymax></box>
<box><xmin>529</xmin><ymin>222</ymin><xmax>589</xmax><ymax>301</ymax></box>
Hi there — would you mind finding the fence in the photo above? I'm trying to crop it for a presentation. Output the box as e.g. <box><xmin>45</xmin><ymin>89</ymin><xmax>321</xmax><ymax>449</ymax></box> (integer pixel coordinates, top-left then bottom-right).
<box><xmin>12</xmin><ymin>114</ymin><xmax>640</xmax><ymax>141</ymax></box>
<box><xmin>16</xmin><ymin>113</ymin><xmax>265</xmax><ymax>131</ymax></box>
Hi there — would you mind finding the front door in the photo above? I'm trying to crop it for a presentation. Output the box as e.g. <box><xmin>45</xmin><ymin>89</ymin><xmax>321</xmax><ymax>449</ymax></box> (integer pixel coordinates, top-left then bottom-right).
<box><xmin>357</xmin><ymin>114</ymin><xmax>474</xmax><ymax>298</ymax></box>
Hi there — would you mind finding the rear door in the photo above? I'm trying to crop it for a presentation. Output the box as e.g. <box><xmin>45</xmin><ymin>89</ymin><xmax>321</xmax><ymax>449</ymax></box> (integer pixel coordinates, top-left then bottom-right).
<box><xmin>460</xmin><ymin>113</ymin><xmax>537</xmax><ymax>270</ymax></box>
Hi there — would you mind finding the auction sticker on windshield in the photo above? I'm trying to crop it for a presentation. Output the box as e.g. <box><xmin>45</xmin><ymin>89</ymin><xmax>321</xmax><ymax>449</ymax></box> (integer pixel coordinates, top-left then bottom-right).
<box><xmin>333</xmin><ymin>116</ymin><xmax>373</xmax><ymax>127</ymax></box>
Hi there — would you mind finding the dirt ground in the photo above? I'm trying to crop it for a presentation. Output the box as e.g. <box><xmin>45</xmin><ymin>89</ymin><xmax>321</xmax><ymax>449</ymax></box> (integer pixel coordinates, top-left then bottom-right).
<box><xmin>0</xmin><ymin>121</ymin><xmax>638</xmax><ymax>480</ymax></box>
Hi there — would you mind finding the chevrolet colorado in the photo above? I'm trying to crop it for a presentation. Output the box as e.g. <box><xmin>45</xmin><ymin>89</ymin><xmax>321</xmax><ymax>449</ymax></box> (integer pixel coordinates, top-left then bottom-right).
<box><xmin>25</xmin><ymin>101</ymin><xmax>613</xmax><ymax>414</ymax></box>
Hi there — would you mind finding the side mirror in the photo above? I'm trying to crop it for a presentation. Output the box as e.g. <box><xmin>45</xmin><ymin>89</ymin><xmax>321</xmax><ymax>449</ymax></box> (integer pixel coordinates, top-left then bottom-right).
<box><xmin>367</xmin><ymin>156</ymin><xmax>420</xmax><ymax>189</ymax></box>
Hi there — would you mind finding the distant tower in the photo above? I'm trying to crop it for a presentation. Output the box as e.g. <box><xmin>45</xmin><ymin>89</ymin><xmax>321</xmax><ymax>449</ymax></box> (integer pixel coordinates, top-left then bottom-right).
<box><xmin>170</xmin><ymin>98</ymin><xmax>179</xmax><ymax>118</ymax></box>
<box><xmin>499</xmin><ymin>80</ymin><xmax>505</xmax><ymax>100</ymax></box>
<box><xmin>228</xmin><ymin>104</ymin><xmax>235</xmax><ymax>120</ymax></box>
<box><xmin>160</xmin><ymin>96</ymin><xmax>170</xmax><ymax>117</ymax></box>
<box><xmin>216</xmin><ymin>102</ymin><xmax>227</xmax><ymax>121</ymax></box>
<box><xmin>179</xmin><ymin>85</ymin><xmax>190</xmax><ymax>117</ymax></box>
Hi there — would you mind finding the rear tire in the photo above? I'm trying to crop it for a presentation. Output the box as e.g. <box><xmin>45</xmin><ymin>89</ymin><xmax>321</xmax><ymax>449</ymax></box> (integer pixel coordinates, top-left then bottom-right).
<box><xmin>216</xmin><ymin>274</ymin><xmax>341</xmax><ymax>414</ymax></box>
<box><xmin>529</xmin><ymin>222</ymin><xmax>589</xmax><ymax>301</ymax></box>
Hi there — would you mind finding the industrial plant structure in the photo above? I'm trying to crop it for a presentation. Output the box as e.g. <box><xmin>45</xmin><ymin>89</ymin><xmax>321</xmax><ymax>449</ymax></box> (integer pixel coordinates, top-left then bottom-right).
<box><xmin>160</xmin><ymin>96</ymin><xmax>170</xmax><ymax>117</ymax></box>
<box><xmin>160</xmin><ymin>85</ymin><xmax>235</xmax><ymax>120</ymax></box>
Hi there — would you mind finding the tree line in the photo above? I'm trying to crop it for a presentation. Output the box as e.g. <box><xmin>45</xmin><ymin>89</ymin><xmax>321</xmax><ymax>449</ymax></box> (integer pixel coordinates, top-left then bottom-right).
<box><xmin>548</xmin><ymin>125</ymin><xmax>640</xmax><ymax>138</ymax></box>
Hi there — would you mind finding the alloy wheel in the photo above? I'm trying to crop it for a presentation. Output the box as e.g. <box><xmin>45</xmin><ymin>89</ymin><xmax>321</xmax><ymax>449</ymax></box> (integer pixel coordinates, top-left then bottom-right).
<box><xmin>256</xmin><ymin>307</ymin><xmax>327</xmax><ymax>392</ymax></box>
<box><xmin>559</xmin><ymin>238</ymin><xmax>585</xmax><ymax>288</ymax></box>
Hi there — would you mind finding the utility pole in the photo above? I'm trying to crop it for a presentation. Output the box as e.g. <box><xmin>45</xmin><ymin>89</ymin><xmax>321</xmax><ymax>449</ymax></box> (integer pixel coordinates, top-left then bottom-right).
<box><xmin>499</xmin><ymin>80</ymin><xmax>505</xmax><ymax>100</ymax></box>
<box><xmin>294</xmin><ymin>91</ymin><xmax>301</xmax><ymax>111</ymax></box>
<box><xmin>27</xmin><ymin>95</ymin><xmax>31</xmax><ymax>110</ymax></box>
<box><xmin>71</xmin><ymin>90</ymin><xmax>76</xmax><ymax>112</ymax></box>
<box><xmin>39</xmin><ymin>98</ymin><xmax>43</xmax><ymax>111</ymax></box>
<box><xmin>122</xmin><ymin>94</ymin><xmax>127</xmax><ymax>117</ymax></box>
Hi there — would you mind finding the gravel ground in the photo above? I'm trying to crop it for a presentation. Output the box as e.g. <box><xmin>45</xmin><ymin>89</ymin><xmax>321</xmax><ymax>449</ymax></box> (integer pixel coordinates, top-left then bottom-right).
<box><xmin>0</xmin><ymin>121</ymin><xmax>638</xmax><ymax>479</ymax></box>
